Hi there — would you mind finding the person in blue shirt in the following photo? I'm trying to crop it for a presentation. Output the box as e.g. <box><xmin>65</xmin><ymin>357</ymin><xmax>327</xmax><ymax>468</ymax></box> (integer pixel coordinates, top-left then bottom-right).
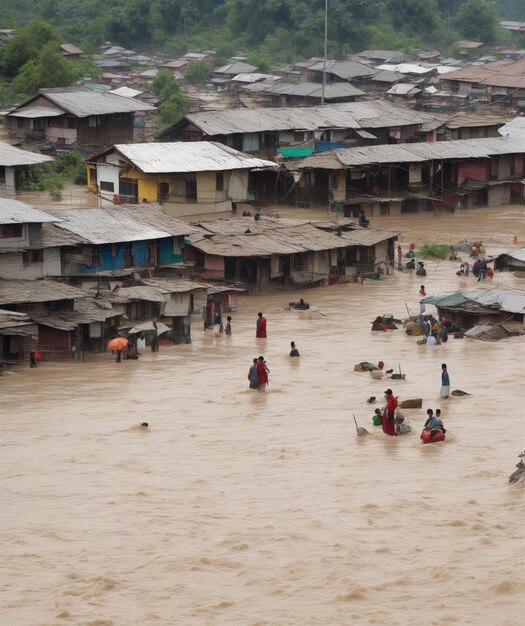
<box><xmin>440</xmin><ymin>363</ymin><xmax>450</xmax><ymax>399</ymax></box>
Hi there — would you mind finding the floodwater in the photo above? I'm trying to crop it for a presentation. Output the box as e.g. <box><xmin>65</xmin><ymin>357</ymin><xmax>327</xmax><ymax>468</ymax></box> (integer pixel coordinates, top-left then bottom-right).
<box><xmin>2</xmin><ymin>206</ymin><xmax>525</xmax><ymax>625</ymax></box>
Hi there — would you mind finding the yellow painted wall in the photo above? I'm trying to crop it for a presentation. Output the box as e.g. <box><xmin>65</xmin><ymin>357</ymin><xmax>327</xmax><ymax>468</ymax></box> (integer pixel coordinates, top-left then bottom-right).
<box><xmin>121</xmin><ymin>167</ymin><xmax>175</xmax><ymax>202</ymax></box>
<box><xmin>197</xmin><ymin>171</ymin><xmax>229</xmax><ymax>202</ymax></box>
<box><xmin>87</xmin><ymin>167</ymin><xmax>97</xmax><ymax>193</ymax></box>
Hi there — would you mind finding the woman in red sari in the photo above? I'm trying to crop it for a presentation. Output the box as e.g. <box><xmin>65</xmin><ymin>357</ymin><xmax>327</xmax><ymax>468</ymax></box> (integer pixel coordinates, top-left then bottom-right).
<box><xmin>256</xmin><ymin>312</ymin><xmax>267</xmax><ymax>338</ymax></box>
<box><xmin>382</xmin><ymin>388</ymin><xmax>397</xmax><ymax>436</ymax></box>
<box><xmin>256</xmin><ymin>356</ymin><xmax>270</xmax><ymax>392</ymax></box>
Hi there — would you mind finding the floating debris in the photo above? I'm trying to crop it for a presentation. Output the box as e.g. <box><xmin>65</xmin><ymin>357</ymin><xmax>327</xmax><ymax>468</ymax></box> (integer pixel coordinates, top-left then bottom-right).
<box><xmin>509</xmin><ymin>452</ymin><xmax>525</xmax><ymax>485</ymax></box>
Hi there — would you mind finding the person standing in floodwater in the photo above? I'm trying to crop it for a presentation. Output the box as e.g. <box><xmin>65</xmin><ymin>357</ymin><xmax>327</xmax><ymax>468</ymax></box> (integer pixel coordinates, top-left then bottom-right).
<box><xmin>256</xmin><ymin>312</ymin><xmax>267</xmax><ymax>338</ymax></box>
<box><xmin>382</xmin><ymin>388</ymin><xmax>397</xmax><ymax>436</ymax></box>
<box><xmin>225</xmin><ymin>316</ymin><xmax>232</xmax><ymax>336</ymax></box>
<box><xmin>150</xmin><ymin>323</ymin><xmax>159</xmax><ymax>352</ymax></box>
<box><xmin>289</xmin><ymin>341</ymin><xmax>300</xmax><ymax>357</ymax></box>
<box><xmin>248</xmin><ymin>358</ymin><xmax>258</xmax><ymax>389</ymax></box>
<box><xmin>256</xmin><ymin>356</ymin><xmax>270</xmax><ymax>392</ymax></box>
<box><xmin>440</xmin><ymin>363</ymin><xmax>450</xmax><ymax>399</ymax></box>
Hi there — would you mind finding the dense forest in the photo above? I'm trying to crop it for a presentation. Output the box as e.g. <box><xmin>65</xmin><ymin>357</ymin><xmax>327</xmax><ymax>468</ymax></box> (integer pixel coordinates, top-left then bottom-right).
<box><xmin>0</xmin><ymin>1</ymin><xmax>523</xmax><ymax>63</ymax></box>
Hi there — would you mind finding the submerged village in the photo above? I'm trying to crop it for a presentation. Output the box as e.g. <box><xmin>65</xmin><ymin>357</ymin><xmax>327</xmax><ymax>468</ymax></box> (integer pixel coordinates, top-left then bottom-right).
<box><xmin>2</xmin><ymin>8</ymin><xmax>525</xmax><ymax>626</ymax></box>
<box><xmin>1</xmin><ymin>33</ymin><xmax>525</xmax><ymax>367</ymax></box>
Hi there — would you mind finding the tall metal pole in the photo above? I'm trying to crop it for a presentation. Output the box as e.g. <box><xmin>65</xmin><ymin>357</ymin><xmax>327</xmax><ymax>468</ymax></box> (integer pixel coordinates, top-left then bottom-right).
<box><xmin>321</xmin><ymin>0</ymin><xmax>328</xmax><ymax>105</ymax></box>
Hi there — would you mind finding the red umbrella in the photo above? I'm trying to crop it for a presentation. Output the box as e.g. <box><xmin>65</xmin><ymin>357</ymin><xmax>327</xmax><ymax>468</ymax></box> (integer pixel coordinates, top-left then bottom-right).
<box><xmin>108</xmin><ymin>337</ymin><xmax>128</xmax><ymax>351</ymax></box>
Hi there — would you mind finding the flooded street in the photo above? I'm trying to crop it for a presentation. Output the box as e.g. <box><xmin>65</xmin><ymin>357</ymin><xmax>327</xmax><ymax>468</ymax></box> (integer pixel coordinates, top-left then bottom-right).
<box><xmin>1</xmin><ymin>206</ymin><xmax>525</xmax><ymax>625</ymax></box>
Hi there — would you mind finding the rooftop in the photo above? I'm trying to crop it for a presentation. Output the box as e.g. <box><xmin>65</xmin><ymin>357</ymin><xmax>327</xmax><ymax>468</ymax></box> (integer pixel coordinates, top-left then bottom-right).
<box><xmin>8</xmin><ymin>87</ymin><xmax>155</xmax><ymax>119</ymax></box>
<box><xmin>0</xmin><ymin>198</ymin><xmax>59</xmax><ymax>225</ymax></box>
<box><xmin>0</xmin><ymin>279</ymin><xmax>89</xmax><ymax>305</ymax></box>
<box><xmin>421</xmin><ymin>287</ymin><xmax>525</xmax><ymax>314</ymax></box>
<box><xmin>92</xmin><ymin>142</ymin><xmax>276</xmax><ymax>174</ymax></box>
<box><xmin>0</xmin><ymin>141</ymin><xmax>54</xmax><ymax>167</ymax></box>
<box><xmin>164</xmin><ymin>101</ymin><xmax>441</xmax><ymax>137</ymax></box>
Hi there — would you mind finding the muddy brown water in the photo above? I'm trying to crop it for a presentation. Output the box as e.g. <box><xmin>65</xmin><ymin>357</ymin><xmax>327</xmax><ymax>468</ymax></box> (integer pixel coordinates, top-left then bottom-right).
<box><xmin>1</xmin><ymin>205</ymin><xmax>525</xmax><ymax>625</ymax></box>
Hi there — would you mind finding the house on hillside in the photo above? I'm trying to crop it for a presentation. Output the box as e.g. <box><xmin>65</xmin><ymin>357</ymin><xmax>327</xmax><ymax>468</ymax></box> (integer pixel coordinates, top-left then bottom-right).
<box><xmin>185</xmin><ymin>217</ymin><xmax>397</xmax><ymax>292</ymax></box>
<box><xmin>241</xmin><ymin>81</ymin><xmax>366</xmax><ymax>107</ymax></box>
<box><xmin>157</xmin><ymin>102</ymin><xmax>445</xmax><ymax>159</ymax></box>
<box><xmin>440</xmin><ymin>58</ymin><xmax>525</xmax><ymax>110</ymax></box>
<box><xmin>306</xmin><ymin>60</ymin><xmax>376</xmax><ymax>84</ymax></box>
<box><xmin>86</xmin><ymin>142</ymin><xmax>276</xmax><ymax>217</ymax></box>
<box><xmin>0</xmin><ymin>142</ymin><xmax>53</xmax><ymax>197</ymax></box>
<box><xmin>212</xmin><ymin>61</ymin><xmax>257</xmax><ymax>89</ymax></box>
<box><xmin>293</xmin><ymin>136</ymin><xmax>525</xmax><ymax>214</ymax></box>
<box><xmin>5</xmin><ymin>87</ymin><xmax>155</xmax><ymax>148</ymax></box>
<box><xmin>60</xmin><ymin>43</ymin><xmax>84</xmax><ymax>60</ymax></box>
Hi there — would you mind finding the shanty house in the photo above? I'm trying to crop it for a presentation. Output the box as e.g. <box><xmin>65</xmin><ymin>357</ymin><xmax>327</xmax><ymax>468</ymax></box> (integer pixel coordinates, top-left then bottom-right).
<box><xmin>113</xmin><ymin>277</ymin><xmax>208</xmax><ymax>344</ymax></box>
<box><xmin>0</xmin><ymin>198</ymin><xmax>62</xmax><ymax>280</ymax></box>
<box><xmin>421</xmin><ymin>287</ymin><xmax>525</xmax><ymax>330</ymax></box>
<box><xmin>495</xmin><ymin>248</ymin><xmax>525</xmax><ymax>272</ymax></box>
<box><xmin>5</xmin><ymin>87</ymin><xmax>155</xmax><ymax>148</ymax></box>
<box><xmin>86</xmin><ymin>142</ymin><xmax>276</xmax><ymax>217</ymax></box>
<box><xmin>0</xmin><ymin>309</ymin><xmax>38</xmax><ymax>366</ymax></box>
<box><xmin>0</xmin><ymin>141</ymin><xmax>53</xmax><ymax>198</ymax></box>
<box><xmin>293</xmin><ymin>136</ymin><xmax>525</xmax><ymax>215</ymax></box>
<box><xmin>45</xmin><ymin>205</ymin><xmax>194</xmax><ymax>275</ymax></box>
<box><xmin>158</xmin><ymin>102</ymin><xmax>443</xmax><ymax>160</ymax></box>
<box><xmin>0</xmin><ymin>278</ymin><xmax>94</xmax><ymax>360</ymax></box>
<box><xmin>186</xmin><ymin>217</ymin><xmax>397</xmax><ymax>292</ymax></box>
<box><xmin>241</xmin><ymin>81</ymin><xmax>366</xmax><ymax>107</ymax></box>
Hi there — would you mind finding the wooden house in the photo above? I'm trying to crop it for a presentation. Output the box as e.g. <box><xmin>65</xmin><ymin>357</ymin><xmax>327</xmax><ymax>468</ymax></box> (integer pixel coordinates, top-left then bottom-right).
<box><xmin>421</xmin><ymin>287</ymin><xmax>525</xmax><ymax>330</ymax></box>
<box><xmin>5</xmin><ymin>87</ymin><xmax>154</xmax><ymax>148</ymax></box>
<box><xmin>185</xmin><ymin>217</ymin><xmax>397</xmax><ymax>292</ymax></box>
<box><xmin>86</xmin><ymin>142</ymin><xmax>276</xmax><ymax>217</ymax></box>
<box><xmin>293</xmin><ymin>136</ymin><xmax>525</xmax><ymax>215</ymax></box>
<box><xmin>0</xmin><ymin>142</ymin><xmax>53</xmax><ymax>198</ymax></box>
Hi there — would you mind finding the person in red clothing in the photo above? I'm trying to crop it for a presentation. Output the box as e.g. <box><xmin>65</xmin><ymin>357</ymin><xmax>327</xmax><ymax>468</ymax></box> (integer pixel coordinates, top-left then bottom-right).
<box><xmin>256</xmin><ymin>356</ymin><xmax>270</xmax><ymax>392</ymax></box>
<box><xmin>256</xmin><ymin>312</ymin><xmax>267</xmax><ymax>338</ymax></box>
<box><xmin>382</xmin><ymin>388</ymin><xmax>397</xmax><ymax>436</ymax></box>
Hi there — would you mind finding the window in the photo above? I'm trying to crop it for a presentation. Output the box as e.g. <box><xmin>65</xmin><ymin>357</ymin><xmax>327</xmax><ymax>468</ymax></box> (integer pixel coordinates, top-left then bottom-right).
<box><xmin>100</xmin><ymin>181</ymin><xmax>114</xmax><ymax>192</ymax></box>
<box><xmin>294</xmin><ymin>131</ymin><xmax>305</xmax><ymax>142</ymax></box>
<box><xmin>0</xmin><ymin>166</ymin><xmax>5</xmax><ymax>183</ymax></box>
<box><xmin>216</xmin><ymin>172</ymin><xmax>224</xmax><ymax>191</ymax></box>
<box><xmin>17</xmin><ymin>118</ymin><xmax>24</xmax><ymax>129</ymax></box>
<box><xmin>0</xmin><ymin>224</ymin><xmax>23</xmax><ymax>238</ymax></box>
<box><xmin>32</xmin><ymin>118</ymin><xmax>44</xmax><ymax>130</ymax></box>
<box><xmin>88</xmin><ymin>168</ymin><xmax>97</xmax><ymax>183</ymax></box>
<box><xmin>68</xmin><ymin>118</ymin><xmax>76</xmax><ymax>129</ymax></box>
<box><xmin>158</xmin><ymin>182</ymin><xmax>170</xmax><ymax>201</ymax></box>
<box><xmin>185</xmin><ymin>174</ymin><xmax>197</xmax><ymax>200</ymax></box>
<box><xmin>23</xmin><ymin>250</ymin><xmax>44</xmax><ymax>265</ymax></box>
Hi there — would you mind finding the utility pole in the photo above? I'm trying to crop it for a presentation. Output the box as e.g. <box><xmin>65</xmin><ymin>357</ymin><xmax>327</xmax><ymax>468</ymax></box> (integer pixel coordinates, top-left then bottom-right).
<box><xmin>321</xmin><ymin>0</ymin><xmax>328</xmax><ymax>105</ymax></box>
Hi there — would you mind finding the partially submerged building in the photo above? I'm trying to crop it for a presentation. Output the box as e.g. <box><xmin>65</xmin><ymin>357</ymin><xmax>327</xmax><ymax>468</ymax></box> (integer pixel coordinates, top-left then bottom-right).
<box><xmin>86</xmin><ymin>142</ymin><xmax>276</xmax><ymax>217</ymax></box>
<box><xmin>0</xmin><ymin>142</ymin><xmax>53</xmax><ymax>198</ymax></box>
<box><xmin>293</xmin><ymin>136</ymin><xmax>525</xmax><ymax>214</ymax></box>
<box><xmin>185</xmin><ymin>217</ymin><xmax>397</xmax><ymax>291</ymax></box>
<box><xmin>421</xmin><ymin>287</ymin><xmax>525</xmax><ymax>330</ymax></box>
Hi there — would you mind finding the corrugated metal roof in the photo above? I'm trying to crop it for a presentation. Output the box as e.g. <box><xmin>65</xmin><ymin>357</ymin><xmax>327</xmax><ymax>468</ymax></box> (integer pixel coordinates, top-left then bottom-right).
<box><xmin>0</xmin><ymin>141</ymin><xmax>54</xmax><ymax>167</ymax></box>
<box><xmin>0</xmin><ymin>198</ymin><xmax>58</xmax><ymax>224</ymax></box>
<box><xmin>215</xmin><ymin>62</ymin><xmax>257</xmax><ymax>75</ymax></box>
<box><xmin>178</xmin><ymin>101</ymin><xmax>441</xmax><ymax>136</ymax></box>
<box><xmin>109</xmin><ymin>86</ymin><xmax>143</xmax><ymax>99</ymax></box>
<box><xmin>9</xmin><ymin>87</ymin><xmax>155</xmax><ymax>119</ymax></box>
<box><xmin>378</xmin><ymin>63</ymin><xmax>434</xmax><ymax>75</ymax></box>
<box><xmin>386</xmin><ymin>84</ymin><xmax>421</xmax><ymax>95</ymax></box>
<box><xmin>8</xmin><ymin>106</ymin><xmax>64</xmax><ymax>118</ymax></box>
<box><xmin>46</xmin><ymin>206</ymin><xmax>192</xmax><ymax>245</ymax></box>
<box><xmin>504</xmin><ymin>247</ymin><xmax>525</xmax><ymax>262</ymax></box>
<box><xmin>308</xmin><ymin>59</ymin><xmax>376</xmax><ymax>79</ymax></box>
<box><xmin>257</xmin><ymin>81</ymin><xmax>365</xmax><ymax>98</ymax></box>
<box><xmin>297</xmin><ymin>136</ymin><xmax>525</xmax><ymax>168</ymax></box>
<box><xmin>422</xmin><ymin>287</ymin><xmax>525</xmax><ymax>314</ymax></box>
<box><xmin>110</xmin><ymin>142</ymin><xmax>276</xmax><ymax>173</ymax></box>
<box><xmin>0</xmin><ymin>279</ymin><xmax>89</xmax><ymax>305</ymax></box>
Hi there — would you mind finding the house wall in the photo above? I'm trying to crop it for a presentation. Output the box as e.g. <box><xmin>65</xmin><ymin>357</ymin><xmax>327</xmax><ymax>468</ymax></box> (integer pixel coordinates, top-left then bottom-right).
<box><xmin>164</xmin><ymin>292</ymin><xmax>191</xmax><ymax>316</ymax></box>
<box><xmin>96</xmin><ymin>164</ymin><xmax>121</xmax><ymax>200</ymax></box>
<box><xmin>0</xmin><ymin>222</ymin><xmax>29</xmax><ymax>249</ymax></box>
<box><xmin>204</xmin><ymin>254</ymin><xmax>225</xmax><ymax>278</ymax></box>
<box><xmin>458</xmin><ymin>160</ymin><xmax>487</xmax><ymax>183</ymax></box>
<box><xmin>76</xmin><ymin>113</ymin><xmax>135</xmax><ymax>145</ymax></box>
<box><xmin>498</xmin><ymin>155</ymin><xmax>513</xmax><ymax>179</ymax></box>
<box><xmin>0</xmin><ymin>166</ymin><xmax>16</xmax><ymax>197</ymax></box>
<box><xmin>197</xmin><ymin>171</ymin><xmax>230</xmax><ymax>203</ymax></box>
<box><xmin>488</xmin><ymin>184</ymin><xmax>511</xmax><ymax>206</ymax></box>
<box><xmin>163</xmin><ymin>199</ymin><xmax>232</xmax><ymax>217</ymax></box>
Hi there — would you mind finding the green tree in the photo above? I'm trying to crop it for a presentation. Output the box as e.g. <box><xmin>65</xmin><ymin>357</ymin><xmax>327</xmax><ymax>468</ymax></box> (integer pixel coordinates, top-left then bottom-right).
<box><xmin>454</xmin><ymin>0</ymin><xmax>499</xmax><ymax>43</ymax></box>
<box><xmin>157</xmin><ymin>91</ymin><xmax>189</xmax><ymax>128</ymax></box>
<box><xmin>184</xmin><ymin>61</ymin><xmax>212</xmax><ymax>84</ymax></box>
<box><xmin>0</xmin><ymin>19</ymin><xmax>62</xmax><ymax>78</ymax></box>
<box><xmin>246</xmin><ymin>53</ymin><xmax>270</xmax><ymax>73</ymax></box>
<box><xmin>14</xmin><ymin>42</ymin><xmax>76</xmax><ymax>96</ymax></box>
<box><xmin>152</xmin><ymin>70</ymin><xmax>179</xmax><ymax>99</ymax></box>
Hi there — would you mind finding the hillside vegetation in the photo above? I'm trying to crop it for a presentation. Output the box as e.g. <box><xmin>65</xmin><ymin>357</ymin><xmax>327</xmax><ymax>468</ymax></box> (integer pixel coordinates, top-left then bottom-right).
<box><xmin>0</xmin><ymin>1</ymin><xmax>522</xmax><ymax>64</ymax></box>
